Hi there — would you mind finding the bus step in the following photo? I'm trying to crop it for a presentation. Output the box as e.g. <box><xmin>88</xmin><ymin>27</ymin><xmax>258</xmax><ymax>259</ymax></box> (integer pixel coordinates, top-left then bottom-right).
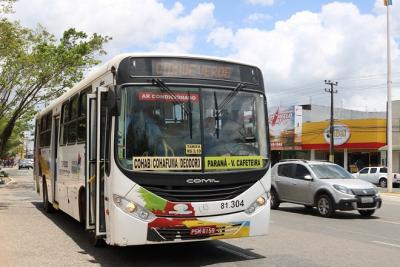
<box><xmin>52</xmin><ymin>201</ymin><xmax>60</xmax><ymax>210</ymax></box>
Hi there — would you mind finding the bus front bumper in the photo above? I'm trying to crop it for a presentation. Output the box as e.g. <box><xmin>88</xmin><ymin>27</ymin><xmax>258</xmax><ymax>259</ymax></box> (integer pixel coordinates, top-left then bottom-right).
<box><xmin>110</xmin><ymin>198</ymin><xmax>270</xmax><ymax>246</ymax></box>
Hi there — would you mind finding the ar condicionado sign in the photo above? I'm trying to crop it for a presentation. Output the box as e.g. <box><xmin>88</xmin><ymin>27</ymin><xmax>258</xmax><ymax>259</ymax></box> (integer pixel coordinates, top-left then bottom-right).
<box><xmin>139</xmin><ymin>92</ymin><xmax>200</xmax><ymax>102</ymax></box>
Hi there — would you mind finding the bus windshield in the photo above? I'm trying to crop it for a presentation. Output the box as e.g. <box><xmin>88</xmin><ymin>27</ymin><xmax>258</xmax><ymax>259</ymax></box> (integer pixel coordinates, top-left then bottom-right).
<box><xmin>117</xmin><ymin>85</ymin><xmax>268</xmax><ymax>172</ymax></box>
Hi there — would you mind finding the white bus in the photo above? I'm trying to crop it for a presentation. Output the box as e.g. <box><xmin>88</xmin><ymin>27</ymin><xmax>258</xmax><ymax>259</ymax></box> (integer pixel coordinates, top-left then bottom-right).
<box><xmin>34</xmin><ymin>54</ymin><xmax>271</xmax><ymax>246</ymax></box>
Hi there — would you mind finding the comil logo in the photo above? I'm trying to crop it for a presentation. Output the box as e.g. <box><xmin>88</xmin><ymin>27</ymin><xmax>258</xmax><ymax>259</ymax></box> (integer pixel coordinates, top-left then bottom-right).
<box><xmin>186</xmin><ymin>178</ymin><xmax>220</xmax><ymax>184</ymax></box>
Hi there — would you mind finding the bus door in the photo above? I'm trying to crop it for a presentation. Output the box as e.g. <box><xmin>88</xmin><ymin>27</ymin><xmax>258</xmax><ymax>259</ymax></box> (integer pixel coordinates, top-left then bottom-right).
<box><xmin>52</xmin><ymin>116</ymin><xmax>59</xmax><ymax>202</ymax></box>
<box><xmin>86</xmin><ymin>87</ymin><xmax>108</xmax><ymax>236</ymax></box>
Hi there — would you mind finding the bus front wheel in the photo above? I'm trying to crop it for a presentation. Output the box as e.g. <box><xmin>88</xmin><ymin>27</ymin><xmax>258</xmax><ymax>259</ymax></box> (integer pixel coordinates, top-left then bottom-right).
<box><xmin>89</xmin><ymin>231</ymin><xmax>106</xmax><ymax>247</ymax></box>
<box><xmin>42</xmin><ymin>179</ymin><xmax>53</xmax><ymax>213</ymax></box>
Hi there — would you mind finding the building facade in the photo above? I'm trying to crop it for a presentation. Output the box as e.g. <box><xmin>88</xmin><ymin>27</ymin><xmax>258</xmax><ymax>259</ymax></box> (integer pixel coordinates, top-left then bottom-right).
<box><xmin>269</xmin><ymin>104</ymin><xmax>387</xmax><ymax>172</ymax></box>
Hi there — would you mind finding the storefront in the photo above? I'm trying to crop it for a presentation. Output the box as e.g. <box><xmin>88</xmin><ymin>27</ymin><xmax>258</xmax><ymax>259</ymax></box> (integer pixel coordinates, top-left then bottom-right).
<box><xmin>270</xmin><ymin>112</ymin><xmax>386</xmax><ymax>172</ymax></box>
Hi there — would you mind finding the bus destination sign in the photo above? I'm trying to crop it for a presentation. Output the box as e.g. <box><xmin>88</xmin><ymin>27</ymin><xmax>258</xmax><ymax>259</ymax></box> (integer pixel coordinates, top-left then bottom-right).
<box><xmin>151</xmin><ymin>58</ymin><xmax>241</xmax><ymax>81</ymax></box>
<box><xmin>127</xmin><ymin>57</ymin><xmax>260</xmax><ymax>85</ymax></box>
<box><xmin>153</xmin><ymin>60</ymin><xmax>234</xmax><ymax>80</ymax></box>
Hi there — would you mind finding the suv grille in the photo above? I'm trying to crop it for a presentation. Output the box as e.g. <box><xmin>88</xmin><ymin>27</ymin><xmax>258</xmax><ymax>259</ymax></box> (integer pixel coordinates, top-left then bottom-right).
<box><xmin>143</xmin><ymin>181</ymin><xmax>255</xmax><ymax>202</ymax></box>
<box><xmin>352</xmin><ymin>188</ymin><xmax>375</xmax><ymax>196</ymax></box>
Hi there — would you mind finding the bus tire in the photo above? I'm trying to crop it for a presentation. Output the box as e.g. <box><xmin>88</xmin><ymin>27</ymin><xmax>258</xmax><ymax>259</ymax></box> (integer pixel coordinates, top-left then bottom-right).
<box><xmin>79</xmin><ymin>188</ymin><xmax>86</xmax><ymax>225</ymax></box>
<box><xmin>89</xmin><ymin>231</ymin><xmax>106</xmax><ymax>247</ymax></box>
<box><xmin>42</xmin><ymin>179</ymin><xmax>53</xmax><ymax>213</ymax></box>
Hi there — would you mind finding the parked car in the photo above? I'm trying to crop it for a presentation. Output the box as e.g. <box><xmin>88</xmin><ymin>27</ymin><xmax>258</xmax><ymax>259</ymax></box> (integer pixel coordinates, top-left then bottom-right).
<box><xmin>352</xmin><ymin>167</ymin><xmax>400</xmax><ymax>188</ymax></box>
<box><xmin>271</xmin><ymin>160</ymin><xmax>382</xmax><ymax>217</ymax></box>
<box><xmin>18</xmin><ymin>159</ymin><xmax>33</xmax><ymax>169</ymax></box>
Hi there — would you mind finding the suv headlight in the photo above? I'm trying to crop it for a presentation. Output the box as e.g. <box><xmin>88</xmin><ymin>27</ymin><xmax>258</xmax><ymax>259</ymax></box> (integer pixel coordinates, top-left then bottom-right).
<box><xmin>333</xmin><ymin>185</ymin><xmax>354</xmax><ymax>195</ymax></box>
<box><xmin>372</xmin><ymin>185</ymin><xmax>380</xmax><ymax>196</ymax></box>
<box><xmin>113</xmin><ymin>194</ymin><xmax>155</xmax><ymax>221</ymax></box>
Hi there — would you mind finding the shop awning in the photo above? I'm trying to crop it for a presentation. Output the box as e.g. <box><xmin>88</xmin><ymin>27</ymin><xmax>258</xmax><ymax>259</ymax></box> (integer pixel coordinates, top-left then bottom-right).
<box><xmin>378</xmin><ymin>145</ymin><xmax>400</xmax><ymax>151</ymax></box>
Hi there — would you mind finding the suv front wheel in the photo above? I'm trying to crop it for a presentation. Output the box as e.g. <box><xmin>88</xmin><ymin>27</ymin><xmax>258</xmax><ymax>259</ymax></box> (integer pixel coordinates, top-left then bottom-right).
<box><xmin>316</xmin><ymin>194</ymin><xmax>335</xmax><ymax>217</ymax></box>
<box><xmin>270</xmin><ymin>188</ymin><xmax>280</xmax><ymax>210</ymax></box>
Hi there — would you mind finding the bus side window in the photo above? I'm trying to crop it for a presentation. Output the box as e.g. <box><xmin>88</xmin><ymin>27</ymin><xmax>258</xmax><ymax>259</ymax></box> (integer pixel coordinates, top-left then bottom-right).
<box><xmin>39</xmin><ymin>112</ymin><xmax>52</xmax><ymax>147</ymax></box>
<box><xmin>77</xmin><ymin>89</ymin><xmax>89</xmax><ymax>143</ymax></box>
<box><xmin>60</xmin><ymin>101</ymin><xmax>69</xmax><ymax>146</ymax></box>
<box><xmin>67</xmin><ymin>95</ymin><xmax>78</xmax><ymax>144</ymax></box>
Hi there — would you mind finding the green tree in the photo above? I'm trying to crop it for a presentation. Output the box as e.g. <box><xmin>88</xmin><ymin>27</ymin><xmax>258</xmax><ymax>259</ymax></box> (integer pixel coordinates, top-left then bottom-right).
<box><xmin>0</xmin><ymin>4</ymin><xmax>111</xmax><ymax>156</ymax></box>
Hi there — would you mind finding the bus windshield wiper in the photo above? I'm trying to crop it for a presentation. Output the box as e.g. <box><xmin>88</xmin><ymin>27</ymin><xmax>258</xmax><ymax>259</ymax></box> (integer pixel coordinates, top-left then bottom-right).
<box><xmin>152</xmin><ymin>78</ymin><xmax>193</xmax><ymax>138</ymax></box>
<box><xmin>213</xmin><ymin>82</ymin><xmax>246</xmax><ymax>138</ymax></box>
<box><xmin>217</xmin><ymin>82</ymin><xmax>246</xmax><ymax>113</ymax></box>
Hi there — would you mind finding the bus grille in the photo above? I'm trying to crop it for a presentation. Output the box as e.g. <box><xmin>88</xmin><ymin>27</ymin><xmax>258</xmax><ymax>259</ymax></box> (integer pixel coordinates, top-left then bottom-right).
<box><xmin>150</xmin><ymin>223</ymin><xmax>243</xmax><ymax>241</ymax></box>
<box><xmin>142</xmin><ymin>181</ymin><xmax>255</xmax><ymax>202</ymax></box>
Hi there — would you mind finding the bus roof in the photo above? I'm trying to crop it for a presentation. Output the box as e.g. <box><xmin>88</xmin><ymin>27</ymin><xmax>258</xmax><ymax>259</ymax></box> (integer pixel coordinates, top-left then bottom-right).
<box><xmin>36</xmin><ymin>53</ymin><xmax>259</xmax><ymax>118</ymax></box>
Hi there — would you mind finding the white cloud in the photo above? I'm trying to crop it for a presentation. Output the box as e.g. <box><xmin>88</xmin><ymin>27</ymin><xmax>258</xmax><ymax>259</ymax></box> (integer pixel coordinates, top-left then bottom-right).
<box><xmin>9</xmin><ymin>0</ymin><xmax>215</xmax><ymax>54</ymax></box>
<box><xmin>246</xmin><ymin>13</ymin><xmax>273</xmax><ymax>23</ymax></box>
<box><xmin>207</xmin><ymin>27</ymin><xmax>234</xmax><ymax>49</ymax></box>
<box><xmin>152</xmin><ymin>35</ymin><xmax>195</xmax><ymax>53</ymax></box>
<box><xmin>247</xmin><ymin>0</ymin><xmax>275</xmax><ymax>6</ymax></box>
<box><xmin>208</xmin><ymin>1</ymin><xmax>400</xmax><ymax>111</ymax></box>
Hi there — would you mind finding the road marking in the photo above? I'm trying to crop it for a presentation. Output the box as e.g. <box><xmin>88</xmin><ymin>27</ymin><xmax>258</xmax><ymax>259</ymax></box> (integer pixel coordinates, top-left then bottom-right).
<box><xmin>6</xmin><ymin>177</ymin><xmax>15</xmax><ymax>185</ymax></box>
<box><xmin>372</xmin><ymin>241</ymin><xmax>400</xmax><ymax>248</ymax></box>
<box><xmin>216</xmin><ymin>245</ymin><xmax>255</xmax><ymax>260</ymax></box>
<box><xmin>375</xmin><ymin>219</ymin><xmax>400</xmax><ymax>226</ymax></box>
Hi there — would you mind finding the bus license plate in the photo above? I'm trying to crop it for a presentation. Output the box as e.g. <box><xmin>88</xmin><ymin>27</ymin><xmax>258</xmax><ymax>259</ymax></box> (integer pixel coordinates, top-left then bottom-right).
<box><xmin>190</xmin><ymin>226</ymin><xmax>217</xmax><ymax>236</ymax></box>
<box><xmin>361</xmin><ymin>197</ymin><xmax>374</xmax><ymax>203</ymax></box>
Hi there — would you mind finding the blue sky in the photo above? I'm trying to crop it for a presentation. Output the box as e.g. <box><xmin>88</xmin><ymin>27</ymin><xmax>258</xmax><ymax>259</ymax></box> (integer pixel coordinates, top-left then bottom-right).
<box><xmin>8</xmin><ymin>0</ymin><xmax>400</xmax><ymax>110</ymax></box>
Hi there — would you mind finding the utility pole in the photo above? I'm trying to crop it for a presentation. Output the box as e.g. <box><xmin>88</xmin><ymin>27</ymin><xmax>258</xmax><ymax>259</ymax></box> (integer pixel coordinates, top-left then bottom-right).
<box><xmin>385</xmin><ymin>0</ymin><xmax>393</xmax><ymax>192</ymax></box>
<box><xmin>325</xmin><ymin>80</ymin><xmax>338</xmax><ymax>163</ymax></box>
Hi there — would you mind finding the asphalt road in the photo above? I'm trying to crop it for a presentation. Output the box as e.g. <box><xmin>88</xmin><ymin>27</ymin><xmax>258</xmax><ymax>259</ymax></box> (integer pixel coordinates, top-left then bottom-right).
<box><xmin>1</xmin><ymin>168</ymin><xmax>399</xmax><ymax>267</ymax></box>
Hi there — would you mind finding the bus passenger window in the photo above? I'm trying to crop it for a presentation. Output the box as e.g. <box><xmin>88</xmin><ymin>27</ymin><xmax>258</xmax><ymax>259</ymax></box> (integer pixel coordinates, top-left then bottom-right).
<box><xmin>77</xmin><ymin>90</ymin><xmax>88</xmax><ymax>142</ymax></box>
<box><xmin>60</xmin><ymin>101</ymin><xmax>69</xmax><ymax>145</ymax></box>
<box><xmin>39</xmin><ymin>112</ymin><xmax>52</xmax><ymax>147</ymax></box>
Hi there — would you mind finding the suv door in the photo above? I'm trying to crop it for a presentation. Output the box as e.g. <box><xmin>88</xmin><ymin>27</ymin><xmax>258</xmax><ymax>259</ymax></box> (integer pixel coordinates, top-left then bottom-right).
<box><xmin>290</xmin><ymin>164</ymin><xmax>313</xmax><ymax>204</ymax></box>
<box><xmin>368</xmin><ymin>167</ymin><xmax>378</xmax><ymax>183</ymax></box>
<box><xmin>358</xmin><ymin>167</ymin><xmax>369</xmax><ymax>182</ymax></box>
<box><xmin>276</xmin><ymin>163</ymin><xmax>296</xmax><ymax>201</ymax></box>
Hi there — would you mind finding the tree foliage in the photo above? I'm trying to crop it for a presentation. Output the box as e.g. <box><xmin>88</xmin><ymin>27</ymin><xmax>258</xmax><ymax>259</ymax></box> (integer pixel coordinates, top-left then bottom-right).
<box><xmin>0</xmin><ymin>2</ymin><xmax>111</xmax><ymax>156</ymax></box>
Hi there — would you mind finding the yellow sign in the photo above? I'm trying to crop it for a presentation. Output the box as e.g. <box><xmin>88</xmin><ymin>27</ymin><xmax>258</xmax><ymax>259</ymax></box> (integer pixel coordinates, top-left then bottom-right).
<box><xmin>205</xmin><ymin>156</ymin><xmax>263</xmax><ymax>170</ymax></box>
<box><xmin>186</xmin><ymin>144</ymin><xmax>202</xmax><ymax>155</ymax></box>
<box><xmin>133</xmin><ymin>157</ymin><xmax>202</xmax><ymax>170</ymax></box>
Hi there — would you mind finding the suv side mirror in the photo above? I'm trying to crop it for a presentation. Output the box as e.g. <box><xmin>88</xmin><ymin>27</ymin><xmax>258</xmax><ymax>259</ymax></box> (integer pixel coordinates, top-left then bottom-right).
<box><xmin>304</xmin><ymin>174</ymin><xmax>313</xmax><ymax>180</ymax></box>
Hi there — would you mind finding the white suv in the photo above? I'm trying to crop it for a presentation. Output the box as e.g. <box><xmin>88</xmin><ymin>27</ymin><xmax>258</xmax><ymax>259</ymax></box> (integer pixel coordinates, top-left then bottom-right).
<box><xmin>271</xmin><ymin>160</ymin><xmax>382</xmax><ymax>217</ymax></box>
<box><xmin>352</xmin><ymin>167</ymin><xmax>400</xmax><ymax>188</ymax></box>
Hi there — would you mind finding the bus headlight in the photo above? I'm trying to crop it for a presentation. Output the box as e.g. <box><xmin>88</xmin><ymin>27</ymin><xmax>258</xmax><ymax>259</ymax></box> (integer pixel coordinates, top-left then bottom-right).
<box><xmin>113</xmin><ymin>194</ymin><xmax>155</xmax><ymax>221</ymax></box>
<box><xmin>245</xmin><ymin>194</ymin><xmax>268</xmax><ymax>214</ymax></box>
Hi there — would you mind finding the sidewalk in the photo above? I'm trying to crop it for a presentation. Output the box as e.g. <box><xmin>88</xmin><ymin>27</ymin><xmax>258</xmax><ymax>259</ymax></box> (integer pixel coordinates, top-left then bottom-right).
<box><xmin>379</xmin><ymin>187</ymin><xmax>400</xmax><ymax>197</ymax></box>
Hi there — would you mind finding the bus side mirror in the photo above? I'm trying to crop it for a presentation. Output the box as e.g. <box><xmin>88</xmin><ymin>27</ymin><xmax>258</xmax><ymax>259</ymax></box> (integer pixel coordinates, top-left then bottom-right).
<box><xmin>107</xmin><ymin>85</ymin><xmax>120</xmax><ymax>116</ymax></box>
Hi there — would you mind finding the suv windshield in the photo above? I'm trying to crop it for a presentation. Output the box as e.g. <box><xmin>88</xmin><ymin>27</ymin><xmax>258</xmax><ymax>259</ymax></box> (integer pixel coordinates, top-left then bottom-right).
<box><xmin>116</xmin><ymin>86</ymin><xmax>268</xmax><ymax>172</ymax></box>
<box><xmin>309</xmin><ymin>164</ymin><xmax>353</xmax><ymax>179</ymax></box>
